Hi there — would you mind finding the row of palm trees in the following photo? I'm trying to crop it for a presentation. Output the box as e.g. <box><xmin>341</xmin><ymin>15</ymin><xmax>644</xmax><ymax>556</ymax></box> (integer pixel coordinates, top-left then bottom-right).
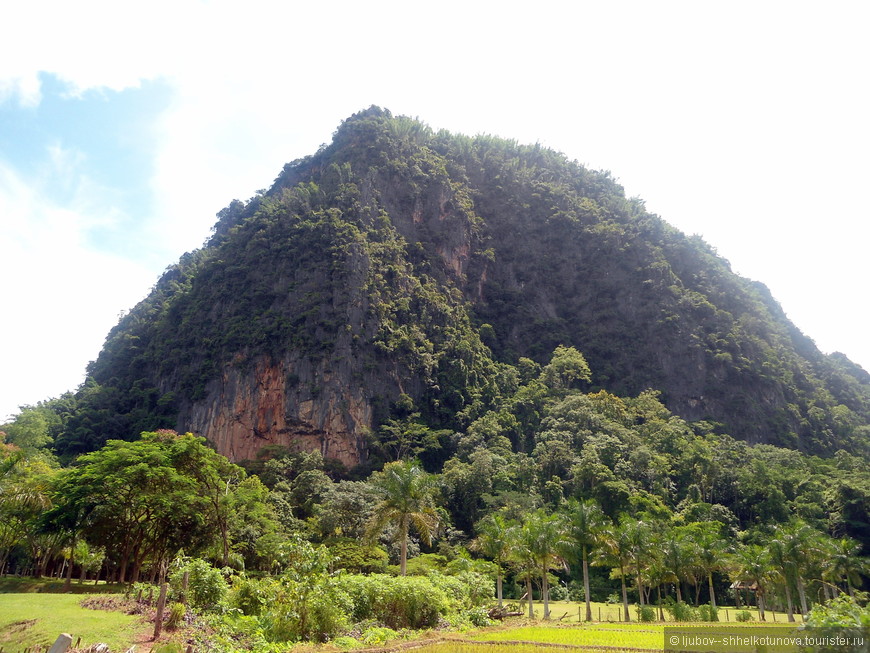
<box><xmin>363</xmin><ymin>461</ymin><xmax>866</xmax><ymax>623</ymax></box>
<box><xmin>472</xmin><ymin>499</ymin><xmax>866</xmax><ymax>622</ymax></box>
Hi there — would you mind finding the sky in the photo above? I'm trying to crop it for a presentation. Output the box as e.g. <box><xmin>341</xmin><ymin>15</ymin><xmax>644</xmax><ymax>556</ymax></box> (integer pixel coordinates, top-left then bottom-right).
<box><xmin>1</xmin><ymin>1</ymin><xmax>868</xmax><ymax>422</ymax></box>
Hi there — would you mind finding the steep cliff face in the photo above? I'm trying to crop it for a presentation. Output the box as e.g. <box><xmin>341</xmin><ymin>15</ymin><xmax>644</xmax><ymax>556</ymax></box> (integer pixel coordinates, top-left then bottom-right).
<box><xmin>60</xmin><ymin>107</ymin><xmax>870</xmax><ymax>462</ymax></box>
<box><xmin>175</xmin><ymin>356</ymin><xmax>369</xmax><ymax>466</ymax></box>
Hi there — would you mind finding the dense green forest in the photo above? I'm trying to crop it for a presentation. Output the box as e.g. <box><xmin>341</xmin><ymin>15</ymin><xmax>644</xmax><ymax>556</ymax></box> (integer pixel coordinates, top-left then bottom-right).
<box><xmin>1</xmin><ymin>108</ymin><xmax>868</xmax><ymax>647</ymax></box>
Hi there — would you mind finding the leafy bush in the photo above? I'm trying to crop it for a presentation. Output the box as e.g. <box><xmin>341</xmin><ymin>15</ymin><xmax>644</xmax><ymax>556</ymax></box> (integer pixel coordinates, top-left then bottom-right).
<box><xmin>735</xmin><ymin>610</ymin><xmax>754</xmax><ymax>622</ymax></box>
<box><xmin>636</xmin><ymin>605</ymin><xmax>656</xmax><ymax>622</ymax></box>
<box><xmin>697</xmin><ymin>603</ymin><xmax>719</xmax><ymax>622</ymax></box>
<box><xmin>448</xmin><ymin>606</ymin><xmax>494</xmax><ymax>629</ymax></box>
<box><xmin>665</xmin><ymin>601</ymin><xmax>699</xmax><ymax>622</ymax></box>
<box><xmin>229</xmin><ymin>576</ymin><xmax>273</xmax><ymax>616</ymax></box>
<box><xmin>170</xmin><ymin>557</ymin><xmax>228</xmax><ymax>610</ymax></box>
<box><xmin>152</xmin><ymin>645</ymin><xmax>184</xmax><ymax>653</ymax></box>
<box><xmin>167</xmin><ymin>601</ymin><xmax>186</xmax><ymax>630</ymax></box>
<box><xmin>360</xmin><ymin>626</ymin><xmax>400</xmax><ymax>646</ymax></box>
<box><xmin>332</xmin><ymin>635</ymin><xmax>363</xmax><ymax>649</ymax></box>
<box><xmin>342</xmin><ymin>574</ymin><xmax>446</xmax><ymax>628</ymax></box>
<box><xmin>429</xmin><ymin>571</ymin><xmax>493</xmax><ymax>610</ymax></box>
<box><xmin>548</xmin><ymin>583</ymin><xmax>568</xmax><ymax>601</ymax></box>
<box><xmin>262</xmin><ymin>584</ymin><xmax>352</xmax><ymax>643</ymax></box>
<box><xmin>806</xmin><ymin>594</ymin><xmax>870</xmax><ymax>629</ymax></box>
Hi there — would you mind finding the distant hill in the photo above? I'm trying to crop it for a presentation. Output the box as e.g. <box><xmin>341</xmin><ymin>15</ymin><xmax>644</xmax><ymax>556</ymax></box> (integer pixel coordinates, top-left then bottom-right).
<box><xmin>55</xmin><ymin>107</ymin><xmax>870</xmax><ymax>462</ymax></box>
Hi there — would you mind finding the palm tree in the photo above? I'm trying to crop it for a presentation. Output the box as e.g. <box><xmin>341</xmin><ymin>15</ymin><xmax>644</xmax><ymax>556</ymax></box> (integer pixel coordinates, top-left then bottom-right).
<box><xmin>366</xmin><ymin>461</ymin><xmax>440</xmax><ymax>576</ymax></box>
<box><xmin>521</xmin><ymin>509</ymin><xmax>567</xmax><ymax>620</ymax></box>
<box><xmin>623</xmin><ymin>518</ymin><xmax>653</xmax><ymax>609</ymax></box>
<box><xmin>689</xmin><ymin>523</ymin><xmax>730</xmax><ymax>613</ymax></box>
<box><xmin>827</xmin><ymin>536</ymin><xmax>866</xmax><ymax>598</ymax></box>
<box><xmin>597</xmin><ymin>521</ymin><xmax>634</xmax><ymax>621</ymax></box>
<box><xmin>730</xmin><ymin>544</ymin><xmax>772</xmax><ymax>621</ymax></box>
<box><xmin>768</xmin><ymin>522</ymin><xmax>815</xmax><ymax>622</ymax></box>
<box><xmin>770</xmin><ymin>521</ymin><xmax>820</xmax><ymax>620</ymax></box>
<box><xmin>507</xmin><ymin>520</ymin><xmax>537</xmax><ymax>619</ymax></box>
<box><xmin>660</xmin><ymin>528</ymin><xmax>692</xmax><ymax>604</ymax></box>
<box><xmin>561</xmin><ymin>498</ymin><xmax>609</xmax><ymax>621</ymax></box>
<box><xmin>472</xmin><ymin>513</ymin><xmax>514</xmax><ymax>607</ymax></box>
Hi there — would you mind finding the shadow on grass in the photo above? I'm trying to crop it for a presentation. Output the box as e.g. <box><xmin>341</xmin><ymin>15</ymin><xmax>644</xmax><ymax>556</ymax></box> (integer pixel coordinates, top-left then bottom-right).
<box><xmin>0</xmin><ymin>576</ymin><xmax>127</xmax><ymax>594</ymax></box>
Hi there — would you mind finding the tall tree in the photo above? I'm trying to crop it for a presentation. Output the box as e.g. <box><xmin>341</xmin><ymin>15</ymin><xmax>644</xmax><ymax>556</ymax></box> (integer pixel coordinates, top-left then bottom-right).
<box><xmin>561</xmin><ymin>498</ymin><xmax>608</xmax><ymax>621</ymax></box>
<box><xmin>597</xmin><ymin>521</ymin><xmax>634</xmax><ymax>621</ymax></box>
<box><xmin>826</xmin><ymin>537</ymin><xmax>866</xmax><ymax>597</ymax></box>
<box><xmin>687</xmin><ymin>522</ymin><xmax>730</xmax><ymax>612</ymax></box>
<box><xmin>366</xmin><ymin>460</ymin><xmax>440</xmax><ymax>576</ymax></box>
<box><xmin>521</xmin><ymin>509</ymin><xmax>567</xmax><ymax>620</ymax></box>
<box><xmin>58</xmin><ymin>431</ymin><xmax>217</xmax><ymax>583</ymax></box>
<box><xmin>730</xmin><ymin>544</ymin><xmax>772</xmax><ymax>621</ymax></box>
<box><xmin>472</xmin><ymin>513</ymin><xmax>514</xmax><ymax>607</ymax></box>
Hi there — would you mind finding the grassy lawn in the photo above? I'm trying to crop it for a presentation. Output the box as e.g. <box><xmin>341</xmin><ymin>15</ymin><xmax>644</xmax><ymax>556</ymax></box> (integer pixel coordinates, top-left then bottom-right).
<box><xmin>0</xmin><ymin>589</ymin><xmax>148</xmax><ymax>650</ymax></box>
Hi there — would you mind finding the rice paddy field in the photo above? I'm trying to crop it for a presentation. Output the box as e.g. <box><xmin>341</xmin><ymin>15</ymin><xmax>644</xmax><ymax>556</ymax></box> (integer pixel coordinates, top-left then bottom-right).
<box><xmin>502</xmin><ymin>599</ymin><xmax>797</xmax><ymax>623</ymax></box>
<box><xmin>409</xmin><ymin>620</ymin><xmax>801</xmax><ymax>653</ymax></box>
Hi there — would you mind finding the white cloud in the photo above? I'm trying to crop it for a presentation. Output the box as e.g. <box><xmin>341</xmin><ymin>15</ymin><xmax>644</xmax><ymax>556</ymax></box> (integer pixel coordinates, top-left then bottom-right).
<box><xmin>0</xmin><ymin>157</ymin><xmax>156</xmax><ymax>421</ymax></box>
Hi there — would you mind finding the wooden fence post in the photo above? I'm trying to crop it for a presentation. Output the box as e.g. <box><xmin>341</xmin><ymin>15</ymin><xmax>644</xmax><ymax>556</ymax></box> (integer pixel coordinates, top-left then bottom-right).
<box><xmin>47</xmin><ymin>634</ymin><xmax>73</xmax><ymax>653</ymax></box>
<box><xmin>153</xmin><ymin>581</ymin><xmax>168</xmax><ymax>639</ymax></box>
<box><xmin>182</xmin><ymin>570</ymin><xmax>190</xmax><ymax>605</ymax></box>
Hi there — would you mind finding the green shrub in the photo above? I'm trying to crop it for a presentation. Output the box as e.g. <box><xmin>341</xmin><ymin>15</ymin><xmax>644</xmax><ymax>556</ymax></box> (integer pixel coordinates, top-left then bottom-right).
<box><xmin>337</xmin><ymin>573</ymin><xmax>447</xmax><ymax>628</ymax></box>
<box><xmin>170</xmin><ymin>557</ymin><xmax>228</xmax><ymax>610</ymax></box>
<box><xmin>260</xmin><ymin>576</ymin><xmax>352</xmax><ymax>643</ymax></box>
<box><xmin>167</xmin><ymin>602</ymin><xmax>186</xmax><ymax>630</ymax></box>
<box><xmin>152</xmin><ymin>645</ymin><xmax>184</xmax><ymax>653</ymax></box>
<box><xmin>332</xmin><ymin>635</ymin><xmax>363</xmax><ymax>649</ymax></box>
<box><xmin>636</xmin><ymin>604</ymin><xmax>657</xmax><ymax>622</ymax></box>
<box><xmin>360</xmin><ymin>626</ymin><xmax>399</xmax><ymax>646</ymax></box>
<box><xmin>735</xmin><ymin>610</ymin><xmax>754</xmax><ymax>622</ymax></box>
<box><xmin>548</xmin><ymin>583</ymin><xmax>568</xmax><ymax>601</ymax></box>
<box><xmin>806</xmin><ymin>594</ymin><xmax>870</xmax><ymax>629</ymax></box>
<box><xmin>665</xmin><ymin>601</ymin><xmax>699</xmax><ymax>622</ymax></box>
<box><xmin>229</xmin><ymin>576</ymin><xmax>272</xmax><ymax>616</ymax></box>
<box><xmin>698</xmin><ymin>603</ymin><xmax>719</xmax><ymax>622</ymax></box>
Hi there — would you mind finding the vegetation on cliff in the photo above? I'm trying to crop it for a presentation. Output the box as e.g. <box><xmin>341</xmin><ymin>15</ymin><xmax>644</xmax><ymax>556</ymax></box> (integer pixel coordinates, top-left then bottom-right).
<box><xmin>1</xmin><ymin>108</ymin><xmax>868</xmax><ymax>647</ymax></box>
<box><xmin>46</xmin><ymin>106</ymin><xmax>869</xmax><ymax>461</ymax></box>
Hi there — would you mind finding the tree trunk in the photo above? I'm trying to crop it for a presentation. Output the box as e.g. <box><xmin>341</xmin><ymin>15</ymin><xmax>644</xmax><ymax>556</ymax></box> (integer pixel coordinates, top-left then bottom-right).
<box><xmin>675</xmin><ymin>580</ymin><xmax>683</xmax><ymax>603</ymax></box>
<box><xmin>582</xmin><ymin>548</ymin><xmax>592</xmax><ymax>622</ymax></box>
<box><xmin>399</xmin><ymin>516</ymin><xmax>408</xmax><ymax>577</ymax></box>
<box><xmin>657</xmin><ymin>585</ymin><xmax>664</xmax><ymax>621</ymax></box>
<box><xmin>526</xmin><ymin>573</ymin><xmax>534</xmax><ymax>619</ymax></box>
<box><xmin>620</xmin><ymin>563</ymin><xmax>630</xmax><ymax>622</ymax></box>
<box><xmin>221</xmin><ymin>521</ymin><xmax>230</xmax><ymax>568</ymax></box>
<box><xmin>64</xmin><ymin>536</ymin><xmax>75</xmax><ymax>592</ymax></box>
<box><xmin>797</xmin><ymin>577</ymin><xmax>808</xmax><ymax>620</ymax></box>
<box><xmin>542</xmin><ymin>569</ymin><xmax>551</xmax><ymax>620</ymax></box>
<box><xmin>758</xmin><ymin>590</ymin><xmax>766</xmax><ymax>622</ymax></box>
<box><xmin>496</xmin><ymin>571</ymin><xmax>503</xmax><ymax>608</ymax></box>
<box><xmin>708</xmin><ymin>572</ymin><xmax>717</xmax><ymax>610</ymax></box>
<box><xmin>637</xmin><ymin>571</ymin><xmax>645</xmax><ymax>606</ymax></box>
<box><xmin>784</xmin><ymin>579</ymin><xmax>795</xmax><ymax>622</ymax></box>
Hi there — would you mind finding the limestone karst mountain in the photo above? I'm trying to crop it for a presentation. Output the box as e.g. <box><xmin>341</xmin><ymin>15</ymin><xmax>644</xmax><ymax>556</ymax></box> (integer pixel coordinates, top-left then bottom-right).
<box><xmin>55</xmin><ymin>107</ymin><xmax>870</xmax><ymax>464</ymax></box>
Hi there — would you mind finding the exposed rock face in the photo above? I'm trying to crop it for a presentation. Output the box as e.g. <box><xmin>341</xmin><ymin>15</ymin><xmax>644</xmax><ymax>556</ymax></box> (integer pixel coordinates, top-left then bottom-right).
<box><xmin>64</xmin><ymin>108</ymin><xmax>869</xmax><ymax>461</ymax></box>
<box><xmin>178</xmin><ymin>356</ymin><xmax>371</xmax><ymax>466</ymax></box>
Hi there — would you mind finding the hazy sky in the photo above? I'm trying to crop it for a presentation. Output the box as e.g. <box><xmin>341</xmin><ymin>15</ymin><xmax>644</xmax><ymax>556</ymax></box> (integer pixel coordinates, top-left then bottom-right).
<box><xmin>1</xmin><ymin>1</ymin><xmax>868</xmax><ymax>422</ymax></box>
